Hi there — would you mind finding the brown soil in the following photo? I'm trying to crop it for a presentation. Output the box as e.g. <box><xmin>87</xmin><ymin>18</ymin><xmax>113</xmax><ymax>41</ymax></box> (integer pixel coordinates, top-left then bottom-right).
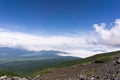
<box><xmin>34</xmin><ymin>63</ymin><xmax>102</xmax><ymax>80</ymax></box>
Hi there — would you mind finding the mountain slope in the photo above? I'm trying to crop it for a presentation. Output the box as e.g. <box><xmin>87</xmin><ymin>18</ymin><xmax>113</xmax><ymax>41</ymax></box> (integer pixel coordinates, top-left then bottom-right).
<box><xmin>52</xmin><ymin>50</ymin><xmax>120</xmax><ymax>68</ymax></box>
<box><xmin>33</xmin><ymin>50</ymin><xmax>120</xmax><ymax>80</ymax></box>
<box><xmin>1</xmin><ymin>50</ymin><xmax>120</xmax><ymax>80</ymax></box>
<box><xmin>1</xmin><ymin>48</ymin><xmax>120</xmax><ymax>79</ymax></box>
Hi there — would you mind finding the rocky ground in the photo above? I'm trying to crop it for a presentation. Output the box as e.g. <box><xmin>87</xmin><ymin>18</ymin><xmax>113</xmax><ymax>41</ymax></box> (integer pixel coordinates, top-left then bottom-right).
<box><xmin>0</xmin><ymin>75</ymin><xmax>31</xmax><ymax>80</ymax></box>
<box><xmin>86</xmin><ymin>59</ymin><xmax>120</xmax><ymax>80</ymax></box>
<box><xmin>1</xmin><ymin>57</ymin><xmax>120</xmax><ymax>80</ymax></box>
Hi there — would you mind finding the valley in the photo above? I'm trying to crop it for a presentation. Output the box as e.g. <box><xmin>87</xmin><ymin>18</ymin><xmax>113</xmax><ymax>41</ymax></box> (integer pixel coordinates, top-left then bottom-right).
<box><xmin>0</xmin><ymin>47</ymin><xmax>79</xmax><ymax>76</ymax></box>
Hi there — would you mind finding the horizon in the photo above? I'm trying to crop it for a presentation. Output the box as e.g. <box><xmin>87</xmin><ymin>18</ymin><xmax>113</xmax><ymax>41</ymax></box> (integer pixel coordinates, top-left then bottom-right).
<box><xmin>0</xmin><ymin>0</ymin><xmax>120</xmax><ymax>58</ymax></box>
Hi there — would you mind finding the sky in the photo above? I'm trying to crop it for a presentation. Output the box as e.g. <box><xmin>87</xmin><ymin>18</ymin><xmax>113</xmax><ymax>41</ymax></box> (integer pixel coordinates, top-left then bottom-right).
<box><xmin>0</xmin><ymin>0</ymin><xmax>120</xmax><ymax>58</ymax></box>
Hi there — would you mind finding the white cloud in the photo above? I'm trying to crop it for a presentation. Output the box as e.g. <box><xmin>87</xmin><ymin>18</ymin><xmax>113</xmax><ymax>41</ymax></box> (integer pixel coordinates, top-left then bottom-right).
<box><xmin>0</xmin><ymin>31</ymin><xmax>84</xmax><ymax>50</ymax></box>
<box><xmin>0</xmin><ymin>29</ymin><xmax>99</xmax><ymax>58</ymax></box>
<box><xmin>0</xmin><ymin>19</ymin><xmax>120</xmax><ymax>58</ymax></box>
<box><xmin>93</xmin><ymin>19</ymin><xmax>120</xmax><ymax>47</ymax></box>
<box><xmin>58</xmin><ymin>49</ymin><xmax>102</xmax><ymax>58</ymax></box>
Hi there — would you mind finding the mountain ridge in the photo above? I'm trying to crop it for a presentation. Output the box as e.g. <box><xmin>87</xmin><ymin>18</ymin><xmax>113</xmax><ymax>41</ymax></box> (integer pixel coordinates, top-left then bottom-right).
<box><xmin>0</xmin><ymin>47</ymin><xmax>70</xmax><ymax>59</ymax></box>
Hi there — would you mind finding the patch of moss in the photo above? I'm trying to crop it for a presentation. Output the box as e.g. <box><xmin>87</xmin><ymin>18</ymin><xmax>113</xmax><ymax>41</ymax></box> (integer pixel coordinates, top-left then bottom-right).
<box><xmin>115</xmin><ymin>73</ymin><xmax>120</xmax><ymax>77</ymax></box>
<box><xmin>84</xmin><ymin>67</ymin><xmax>100</xmax><ymax>77</ymax></box>
<box><xmin>34</xmin><ymin>68</ymin><xmax>54</xmax><ymax>76</ymax></box>
<box><xmin>94</xmin><ymin>56</ymin><xmax>112</xmax><ymax>63</ymax></box>
<box><xmin>58</xmin><ymin>73</ymin><xmax>68</xmax><ymax>78</ymax></box>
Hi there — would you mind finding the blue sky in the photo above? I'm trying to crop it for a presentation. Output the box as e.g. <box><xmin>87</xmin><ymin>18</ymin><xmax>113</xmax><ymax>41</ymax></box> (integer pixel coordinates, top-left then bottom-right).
<box><xmin>0</xmin><ymin>0</ymin><xmax>120</xmax><ymax>57</ymax></box>
<box><xmin>0</xmin><ymin>0</ymin><xmax>120</xmax><ymax>35</ymax></box>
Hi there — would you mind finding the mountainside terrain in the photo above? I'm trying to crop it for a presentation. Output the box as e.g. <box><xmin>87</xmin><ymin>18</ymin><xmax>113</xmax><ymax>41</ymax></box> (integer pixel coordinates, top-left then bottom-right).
<box><xmin>1</xmin><ymin>50</ymin><xmax>120</xmax><ymax>80</ymax></box>
<box><xmin>31</xmin><ymin>51</ymin><xmax>120</xmax><ymax>80</ymax></box>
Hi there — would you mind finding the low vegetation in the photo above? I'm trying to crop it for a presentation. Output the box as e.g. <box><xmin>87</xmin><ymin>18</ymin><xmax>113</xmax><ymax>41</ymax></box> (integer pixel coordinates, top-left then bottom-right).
<box><xmin>58</xmin><ymin>73</ymin><xmax>68</xmax><ymax>78</ymax></box>
<box><xmin>34</xmin><ymin>68</ymin><xmax>54</xmax><ymax>76</ymax></box>
<box><xmin>35</xmin><ymin>51</ymin><xmax>120</xmax><ymax>77</ymax></box>
<box><xmin>0</xmin><ymin>70</ymin><xmax>19</xmax><ymax>77</ymax></box>
<box><xmin>84</xmin><ymin>67</ymin><xmax>100</xmax><ymax>76</ymax></box>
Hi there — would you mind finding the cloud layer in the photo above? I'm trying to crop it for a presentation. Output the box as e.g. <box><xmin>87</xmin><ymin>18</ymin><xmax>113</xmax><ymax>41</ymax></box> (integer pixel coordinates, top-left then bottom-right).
<box><xmin>0</xmin><ymin>19</ymin><xmax>120</xmax><ymax>58</ymax></box>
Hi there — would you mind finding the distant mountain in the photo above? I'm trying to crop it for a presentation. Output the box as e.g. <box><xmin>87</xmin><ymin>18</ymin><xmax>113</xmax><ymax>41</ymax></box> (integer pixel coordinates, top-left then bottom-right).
<box><xmin>0</xmin><ymin>47</ymin><xmax>80</xmax><ymax>64</ymax></box>
<box><xmin>0</xmin><ymin>47</ymin><xmax>69</xmax><ymax>59</ymax></box>
<box><xmin>0</xmin><ymin>47</ymin><xmax>80</xmax><ymax>76</ymax></box>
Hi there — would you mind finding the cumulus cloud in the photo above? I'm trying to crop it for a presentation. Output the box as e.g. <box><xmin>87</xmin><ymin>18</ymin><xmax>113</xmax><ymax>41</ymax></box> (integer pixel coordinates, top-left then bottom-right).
<box><xmin>93</xmin><ymin>19</ymin><xmax>120</xmax><ymax>47</ymax></box>
<box><xmin>1</xmin><ymin>19</ymin><xmax>120</xmax><ymax>58</ymax></box>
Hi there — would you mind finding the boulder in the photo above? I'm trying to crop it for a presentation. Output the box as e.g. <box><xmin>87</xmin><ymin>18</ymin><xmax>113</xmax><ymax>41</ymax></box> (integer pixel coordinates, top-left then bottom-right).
<box><xmin>0</xmin><ymin>75</ymin><xmax>7</xmax><ymax>80</ymax></box>
<box><xmin>116</xmin><ymin>56</ymin><xmax>120</xmax><ymax>64</ymax></box>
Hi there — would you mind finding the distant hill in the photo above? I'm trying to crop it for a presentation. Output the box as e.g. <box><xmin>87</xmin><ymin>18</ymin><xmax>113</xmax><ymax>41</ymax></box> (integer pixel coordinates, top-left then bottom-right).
<box><xmin>0</xmin><ymin>47</ymin><xmax>79</xmax><ymax>76</ymax></box>
<box><xmin>0</xmin><ymin>47</ymin><xmax>68</xmax><ymax>59</ymax></box>
<box><xmin>0</xmin><ymin>47</ymin><xmax>79</xmax><ymax>63</ymax></box>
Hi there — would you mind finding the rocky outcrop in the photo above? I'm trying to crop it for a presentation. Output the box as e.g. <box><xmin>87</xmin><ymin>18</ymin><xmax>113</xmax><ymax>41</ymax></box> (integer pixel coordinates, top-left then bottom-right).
<box><xmin>116</xmin><ymin>56</ymin><xmax>120</xmax><ymax>64</ymax></box>
<box><xmin>0</xmin><ymin>76</ymin><xmax>31</xmax><ymax>80</ymax></box>
<box><xmin>77</xmin><ymin>56</ymin><xmax>120</xmax><ymax>80</ymax></box>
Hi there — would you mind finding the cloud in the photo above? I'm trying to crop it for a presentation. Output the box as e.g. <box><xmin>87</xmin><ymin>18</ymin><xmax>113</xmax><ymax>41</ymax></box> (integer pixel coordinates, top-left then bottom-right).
<box><xmin>93</xmin><ymin>19</ymin><xmax>120</xmax><ymax>47</ymax></box>
<box><xmin>58</xmin><ymin>49</ymin><xmax>102</xmax><ymax>58</ymax></box>
<box><xmin>0</xmin><ymin>19</ymin><xmax>120</xmax><ymax>58</ymax></box>
<box><xmin>1</xmin><ymin>27</ymin><xmax>106</xmax><ymax>58</ymax></box>
<box><xmin>0</xmin><ymin>28</ymin><xmax>99</xmax><ymax>58</ymax></box>
<box><xmin>0</xmin><ymin>30</ymin><xmax>83</xmax><ymax>50</ymax></box>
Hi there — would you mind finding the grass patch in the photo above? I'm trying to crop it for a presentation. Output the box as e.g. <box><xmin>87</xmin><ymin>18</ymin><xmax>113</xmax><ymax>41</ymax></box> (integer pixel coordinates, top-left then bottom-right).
<box><xmin>116</xmin><ymin>73</ymin><xmax>120</xmax><ymax>77</ymax></box>
<box><xmin>58</xmin><ymin>73</ymin><xmax>68</xmax><ymax>78</ymax></box>
<box><xmin>0</xmin><ymin>70</ymin><xmax>19</xmax><ymax>77</ymax></box>
<box><xmin>84</xmin><ymin>67</ymin><xmax>100</xmax><ymax>76</ymax></box>
<box><xmin>34</xmin><ymin>68</ymin><xmax>54</xmax><ymax>76</ymax></box>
